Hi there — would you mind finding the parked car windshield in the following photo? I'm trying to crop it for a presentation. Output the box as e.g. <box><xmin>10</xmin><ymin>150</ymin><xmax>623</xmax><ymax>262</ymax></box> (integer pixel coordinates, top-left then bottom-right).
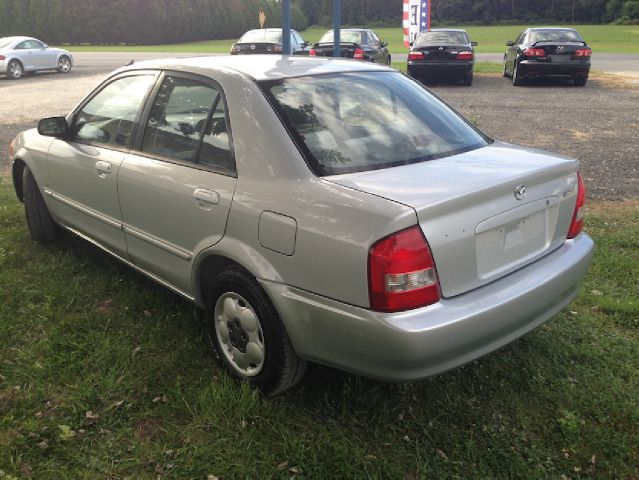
<box><xmin>319</xmin><ymin>30</ymin><xmax>363</xmax><ymax>44</ymax></box>
<box><xmin>239</xmin><ymin>29</ymin><xmax>282</xmax><ymax>43</ymax></box>
<box><xmin>261</xmin><ymin>72</ymin><xmax>489</xmax><ymax>176</ymax></box>
<box><xmin>414</xmin><ymin>31</ymin><xmax>469</xmax><ymax>46</ymax></box>
<box><xmin>530</xmin><ymin>29</ymin><xmax>584</xmax><ymax>43</ymax></box>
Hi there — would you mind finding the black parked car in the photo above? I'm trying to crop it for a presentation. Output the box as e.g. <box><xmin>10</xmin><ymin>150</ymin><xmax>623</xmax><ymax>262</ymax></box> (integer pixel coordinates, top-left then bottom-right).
<box><xmin>230</xmin><ymin>28</ymin><xmax>309</xmax><ymax>55</ymax></box>
<box><xmin>407</xmin><ymin>29</ymin><xmax>477</xmax><ymax>86</ymax></box>
<box><xmin>503</xmin><ymin>27</ymin><xmax>592</xmax><ymax>86</ymax></box>
<box><xmin>309</xmin><ymin>29</ymin><xmax>391</xmax><ymax>64</ymax></box>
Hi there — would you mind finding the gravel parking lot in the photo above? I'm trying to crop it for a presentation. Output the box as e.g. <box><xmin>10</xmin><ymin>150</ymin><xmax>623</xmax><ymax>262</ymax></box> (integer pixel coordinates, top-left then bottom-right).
<box><xmin>1</xmin><ymin>70</ymin><xmax>637</xmax><ymax>199</ymax></box>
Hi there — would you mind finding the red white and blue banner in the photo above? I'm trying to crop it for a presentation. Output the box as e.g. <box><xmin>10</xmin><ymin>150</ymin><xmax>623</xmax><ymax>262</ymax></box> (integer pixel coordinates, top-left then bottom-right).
<box><xmin>403</xmin><ymin>0</ymin><xmax>431</xmax><ymax>47</ymax></box>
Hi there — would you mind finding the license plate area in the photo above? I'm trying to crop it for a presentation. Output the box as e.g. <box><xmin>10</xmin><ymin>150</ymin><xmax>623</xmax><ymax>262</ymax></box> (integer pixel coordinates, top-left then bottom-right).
<box><xmin>475</xmin><ymin>197</ymin><xmax>559</xmax><ymax>280</ymax></box>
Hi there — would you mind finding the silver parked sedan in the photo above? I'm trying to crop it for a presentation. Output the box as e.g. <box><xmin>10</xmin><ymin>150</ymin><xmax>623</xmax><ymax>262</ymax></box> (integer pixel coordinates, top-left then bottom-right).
<box><xmin>1</xmin><ymin>36</ymin><xmax>73</xmax><ymax>79</ymax></box>
<box><xmin>9</xmin><ymin>56</ymin><xmax>593</xmax><ymax>394</ymax></box>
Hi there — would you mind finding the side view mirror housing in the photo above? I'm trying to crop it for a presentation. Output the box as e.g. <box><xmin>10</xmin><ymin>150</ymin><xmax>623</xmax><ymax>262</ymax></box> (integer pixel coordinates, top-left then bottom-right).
<box><xmin>42</xmin><ymin>43</ymin><xmax>48</xmax><ymax>49</ymax></box>
<box><xmin>506</xmin><ymin>40</ymin><xmax>515</xmax><ymax>47</ymax></box>
<box><xmin>303</xmin><ymin>41</ymin><xmax>310</xmax><ymax>47</ymax></box>
<box><xmin>471</xmin><ymin>41</ymin><xmax>478</xmax><ymax>46</ymax></box>
<box><xmin>381</xmin><ymin>41</ymin><xmax>388</xmax><ymax>48</ymax></box>
<box><xmin>38</xmin><ymin>116</ymin><xmax>68</xmax><ymax>137</ymax></box>
<box><xmin>409</xmin><ymin>41</ymin><xmax>414</xmax><ymax>47</ymax></box>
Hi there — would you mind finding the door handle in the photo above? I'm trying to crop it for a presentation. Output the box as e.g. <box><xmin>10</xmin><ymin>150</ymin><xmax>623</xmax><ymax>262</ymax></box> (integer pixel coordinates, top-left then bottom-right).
<box><xmin>95</xmin><ymin>161</ymin><xmax>112</xmax><ymax>178</ymax></box>
<box><xmin>193</xmin><ymin>188</ymin><xmax>219</xmax><ymax>208</ymax></box>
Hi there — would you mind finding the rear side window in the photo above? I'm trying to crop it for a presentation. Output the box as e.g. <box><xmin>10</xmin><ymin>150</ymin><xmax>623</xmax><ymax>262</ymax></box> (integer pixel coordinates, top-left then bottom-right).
<box><xmin>73</xmin><ymin>75</ymin><xmax>156</xmax><ymax>148</ymax></box>
<box><xmin>142</xmin><ymin>75</ymin><xmax>235</xmax><ymax>175</ymax></box>
<box><xmin>261</xmin><ymin>71</ymin><xmax>488</xmax><ymax>176</ymax></box>
<box><xmin>319</xmin><ymin>31</ymin><xmax>363</xmax><ymax>44</ymax></box>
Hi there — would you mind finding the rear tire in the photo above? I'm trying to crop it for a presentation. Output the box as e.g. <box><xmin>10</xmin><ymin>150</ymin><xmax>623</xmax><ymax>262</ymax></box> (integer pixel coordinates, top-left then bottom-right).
<box><xmin>206</xmin><ymin>266</ymin><xmax>306</xmax><ymax>395</ymax></box>
<box><xmin>512</xmin><ymin>60</ymin><xmax>524</xmax><ymax>86</ymax></box>
<box><xmin>463</xmin><ymin>71</ymin><xmax>473</xmax><ymax>86</ymax></box>
<box><xmin>22</xmin><ymin>166</ymin><xmax>58</xmax><ymax>242</ymax></box>
<box><xmin>7</xmin><ymin>59</ymin><xmax>23</xmax><ymax>80</ymax></box>
<box><xmin>574</xmin><ymin>76</ymin><xmax>588</xmax><ymax>87</ymax></box>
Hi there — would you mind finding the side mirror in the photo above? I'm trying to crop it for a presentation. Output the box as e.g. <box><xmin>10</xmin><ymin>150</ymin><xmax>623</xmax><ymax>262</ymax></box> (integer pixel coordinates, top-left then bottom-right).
<box><xmin>409</xmin><ymin>41</ymin><xmax>414</xmax><ymax>47</ymax></box>
<box><xmin>38</xmin><ymin>116</ymin><xmax>68</xmax><ymax>137</ymax></box>
<box><xmin>381</xmin><ymin>41</ymin><xmax>388</xmax><ymax>48</ymax></box>
<box><xmin>303</xmin><ymin>41</ymin><xmax>310</xmax><ymax>47</ymax></box>
<box><xmin>42</xmin><ymin>43</ymin><xmax>48</xmax><ymax>49</ymax></box>
<box><xmin>471</xmin><ymin>41</ymin><xmax>478</xmax><ymax>46</ymax></box>
<box><xmin>506</xmin><ymin>40</ymin><xmax>515</xmax><ymax>46</ymax></box>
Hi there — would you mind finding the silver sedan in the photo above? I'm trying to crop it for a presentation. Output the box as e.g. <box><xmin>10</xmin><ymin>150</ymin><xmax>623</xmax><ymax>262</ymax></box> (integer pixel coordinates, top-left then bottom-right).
<box><xmin>9</xmin><ymin>56</ymin><xmax>593</xmax><ymax>394</ymax></box>
<box><xmin>1</xmin><ymin>36</ymin><xmax>73</xmax><ymax>79</ymax></box>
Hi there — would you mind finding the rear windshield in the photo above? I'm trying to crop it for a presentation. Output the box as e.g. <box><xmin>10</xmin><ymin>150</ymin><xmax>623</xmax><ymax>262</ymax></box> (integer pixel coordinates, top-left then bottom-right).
<box><xmin>414</xmin><ymin>31</ymin><xmax>469</xmax><ymax>46</ymax></box>
<box><xmin>239</xmin><ymin>30</ymin><xmax>281</xmax><ymax>43</ymax></box>
<box><xmin>261</xmin><ymin>72</ymin><xmax>489</xmax><ymax>176</ymax></box>
<box><xmin>0</xmin><ymin>37</ymin><xmax>16</xmax><ymax>49</ymax></box>
<box><xmin>319</xmin><ymin>30</ymin><xmax>364</xmax><ymax>44</ymax></box>
<box><xmin>530</xmin><ymin>29</ymin><xmax>584</xmax><ymax>43</ymax></box>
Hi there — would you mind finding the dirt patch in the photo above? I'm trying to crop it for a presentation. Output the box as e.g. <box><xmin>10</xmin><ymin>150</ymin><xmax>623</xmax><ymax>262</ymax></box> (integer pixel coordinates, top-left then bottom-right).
<box><xmin>133</xmin><ymin>416</ymin><xmax>162</xmax><ymax>441</ymax></box>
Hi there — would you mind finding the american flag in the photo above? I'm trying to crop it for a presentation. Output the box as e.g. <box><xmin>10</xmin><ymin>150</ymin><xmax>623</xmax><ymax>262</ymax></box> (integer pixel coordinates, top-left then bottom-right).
<box><xmin>403</xmin><ymin>0</ymin><xmax>431</xmax><ymax>47</ymax></box>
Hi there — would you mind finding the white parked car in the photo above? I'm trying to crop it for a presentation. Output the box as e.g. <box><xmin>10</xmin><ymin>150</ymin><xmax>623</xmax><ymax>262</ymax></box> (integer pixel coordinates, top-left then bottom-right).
<box><xmin>9</xmin><ymin>56</ymin><xmax>593</xmax><ymax>394</ymax></box>
<box><xmin>0</xmin><ymin>36</ymin><xmax>73</xmax><ymax>79</ymax></box>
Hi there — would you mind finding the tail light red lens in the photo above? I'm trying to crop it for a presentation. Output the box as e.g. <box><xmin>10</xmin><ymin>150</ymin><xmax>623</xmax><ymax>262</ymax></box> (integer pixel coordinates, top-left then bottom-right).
<box><xmin>567</xmin><ymin>172</ymin><xmax>586</xmax><ymax>239</ymax></box>
<box><xmin>272</xmin><ymin>45</ymin><xmax>283</xmax><ymax>53</ymax></box>
<box><xmin>408</xmin><ymin>51</ymin><xmax>424</xmax><ymax>61</ymax></box>
<box><xmin>0</xmin><ymin>55</ymin><xmax>5</xmax><ymax>60</ymax></box>
<box><xmin>456</xmin><ymin>51</ymin><xmax>473</xmax><ymax>60</ymax></box>
<box><xmin>575</xmin><ymin>48</ymin><xmax>592</xmax><ymax>57</ymax></box>
<box><xmin>368</xmin><ymin>226</ymin><xmax>441</xmax><ymax>312</ymax></box>
<box><xmin>309</xmin><ymin>48</ymin><xmax>316</xmax><ymax>56</ymax></box>
<box><xmin>523</xmin><ymin>48</ymin><xmax>546</xmax><ymax>57</ymax></box>
<box><xmin>353</xmin><ymin>48</ymin><xmax>364</xmax><ymax>60</ymax></box>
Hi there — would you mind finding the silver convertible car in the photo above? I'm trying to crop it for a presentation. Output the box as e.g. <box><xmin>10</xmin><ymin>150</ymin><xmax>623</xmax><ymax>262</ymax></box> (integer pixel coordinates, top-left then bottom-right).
<box><xmin>9</xmin><ymin>56</ymin><xmax>593</xmax><ymax>394</ymax></box>
<box><xmin>1</xmin><ymin>36</ymin><xmax>73</xmax><ymax>79</ymax></box>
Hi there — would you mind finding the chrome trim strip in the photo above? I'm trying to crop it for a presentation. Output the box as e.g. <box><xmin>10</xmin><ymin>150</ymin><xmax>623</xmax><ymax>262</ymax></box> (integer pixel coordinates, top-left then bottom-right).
<box><xmin>46</xmin><ymin>190</ymin><xmax>122</xmax><ymax>230</ymax></box>
<box><xmin>60</xmin><ymin>224</ymin><xmax>195</xmax><ymax>303</ymax></box>
<box><xmin>124</xmin><ymin>226</ymin><xmax>193</xmax><ymax>261</ymax></box>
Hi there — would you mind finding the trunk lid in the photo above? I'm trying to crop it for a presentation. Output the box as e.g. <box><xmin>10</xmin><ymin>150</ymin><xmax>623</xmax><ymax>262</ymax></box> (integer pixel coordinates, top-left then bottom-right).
<box><xmin>326</xmin><ymin>142</ymin><xmax>581</xmax><ymax>298</ymax></box>
<box><xmin>413</xmin><ymin>44</ymin><xmax>468</xmax><ymax>61</ymax></box>
<box><xmin>532</xmin><ymin>41</ymin><xmax>588</xmax><ymax>64</ymax></box>
<box><xmin>235</xmin><ymin>42</ymin><xmax>280</xmax><ymax>54</ymax></box>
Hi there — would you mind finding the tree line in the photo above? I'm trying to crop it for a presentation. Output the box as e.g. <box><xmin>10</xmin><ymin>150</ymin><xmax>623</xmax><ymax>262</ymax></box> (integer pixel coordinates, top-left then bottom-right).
<box><xmin>0</xmin><ymin>0</ymin><xmax>636</xmax><ymax>45</ymax></box>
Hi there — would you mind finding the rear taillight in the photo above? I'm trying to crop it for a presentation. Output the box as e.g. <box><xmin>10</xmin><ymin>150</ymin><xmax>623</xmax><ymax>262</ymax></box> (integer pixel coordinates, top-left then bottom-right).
<box><xmin>368</xmin><ymin>226</ymin><xmax>441</xmax><ymax>312</ymax></box>
<box><xmin>353</xmin><ymin>48</ymin><xmax>364</xmax><ymax>60</ymax></box>
<box><xmin>9</xmin><ymin>138</ymin><xmax>15</xmax><ymax>160</ymax></box>
<box><xmin>575</xmin><ymin>48</ymin><xmax>592</xmax><ymax>57</ymax></box>
<box><xmin>408</xmin><ymin>51</ymin><xmax>424</xmax><ymax>61</ymax></box>
<box><xmin>272</xmin><ymin>44</ymin><xmax>283</xmax><ymax>54</ymax></box>
<box><xmin>230</xmin><ymin>45</ymin><xmax>240</xmax><ymax>54</ymax></box>
<box><xmin>456</xmin><ymin>51</ymin><xmax>473</xmax><ymax>60</ymax></box>
<box><xmin>523</xmin><ymin>48</ymin><xmax>546</xmax><ymax>57</ymax></box>
<box><xmin>309</xmin><ymin>48</ymin><xmax>316</xmax><ymax>56</ymax></box>
<box><xmin>0</xmin><ymin>55</ymin><xmax>5</xmax><ymax>61</ymax></box>
<box><xmin>567</xmin><ymin>172</ymin><xmax>586</xmax><ymax>239</ymax></box>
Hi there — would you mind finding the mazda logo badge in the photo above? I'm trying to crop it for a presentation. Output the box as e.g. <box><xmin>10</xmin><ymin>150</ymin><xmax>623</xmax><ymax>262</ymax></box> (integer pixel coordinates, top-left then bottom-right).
<box><xmin>557</xmin><ymin>46</ymin><xmax>564</xmax><ymax>52</ymax></box>
<box><xmin>514</xmin><ymin>185</ymin><xmax>526</xmax><ymax>201</ymax></box>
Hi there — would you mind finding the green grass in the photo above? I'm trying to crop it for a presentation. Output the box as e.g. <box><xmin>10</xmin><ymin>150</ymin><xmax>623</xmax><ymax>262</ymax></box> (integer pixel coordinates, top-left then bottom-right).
<box><xmin>1</xmin><ymin>177</ymin><xmax>638</xmax><ymax>478</ymax></box>
<box><xmin>63</xmin><ymin>24</ymin><xmax>639</xmax><ymax>54</ymax></box>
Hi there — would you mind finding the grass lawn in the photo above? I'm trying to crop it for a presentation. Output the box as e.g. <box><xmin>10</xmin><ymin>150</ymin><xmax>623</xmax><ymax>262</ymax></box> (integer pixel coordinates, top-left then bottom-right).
<box><xmin>64</xmin><ymin>24</ymin><xmax>639</xmax><ymax>54</ymax></box>
<box><xmin>0</xmin><ymin>176</ymin><xmax>637</xmax><ymax>478</ymax></box>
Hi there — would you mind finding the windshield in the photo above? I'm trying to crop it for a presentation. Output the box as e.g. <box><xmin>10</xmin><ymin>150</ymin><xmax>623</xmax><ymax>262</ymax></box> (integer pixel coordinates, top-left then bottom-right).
<box><xmin>319</xmin><ymin>31</ymin><xmax>364</xmax><ymax>44</ymax></box>
<box><xmin>239</xmin><ymin>30</ymin><xmax>281</xmax><ymax>43</ymax></box>
<box><xmin>261</xmin><ymin>72</ymin><xmax>489</xmax><ymax>176</ymax></box>
<box><xmin>530</xmin><ymin>29</ymin><xmax>584</xmax><ymax>43</ymax></box>
<box><xmin>415</xmin><ymin>31</ymin><xmax>469</xmax><ymax>46</ymax></box>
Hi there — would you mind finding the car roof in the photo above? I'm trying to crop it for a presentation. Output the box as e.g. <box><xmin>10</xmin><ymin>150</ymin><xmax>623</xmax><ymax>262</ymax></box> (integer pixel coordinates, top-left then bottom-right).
<box><xmin>528</xmin><ymin>27</ymin><xmax>578</xmax><ymax>31</ymax></box>
<box><xmin>423</xmin><ymin>28</ymin><xmax>468</xmax><ymax>33</ymax></box>
<box><xmin>122</xmin><ymin>55</ymin><xmax>392</xmax><ymax>81</ymax></box>
<box><xmin>1</xmin><ymin>36</ymin><xmax>34</xmax><ymax>44</ymax></box>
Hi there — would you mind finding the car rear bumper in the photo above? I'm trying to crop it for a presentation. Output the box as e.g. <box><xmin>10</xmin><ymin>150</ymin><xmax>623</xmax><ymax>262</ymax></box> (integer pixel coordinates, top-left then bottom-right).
<box><xmin>408</xmin><ymin>61</ymin><xmax>473</xmax><ymax>77</ymax></box>
<box><xmin>263</xmin><ymin>233</ymin><xmax>593</xmax><ymax>382</ymax></box>
<box><xmin>520</xmin><ymin>60</ymin><xmax>590</xmax><ymax>77</ymax></box>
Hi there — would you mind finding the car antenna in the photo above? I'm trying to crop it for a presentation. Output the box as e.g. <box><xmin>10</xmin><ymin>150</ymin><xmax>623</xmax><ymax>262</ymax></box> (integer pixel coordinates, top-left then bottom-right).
<box><xmin>125</xmin><ymin>59</ymin><xmax>135</xmax><ymax>66</ymax></box>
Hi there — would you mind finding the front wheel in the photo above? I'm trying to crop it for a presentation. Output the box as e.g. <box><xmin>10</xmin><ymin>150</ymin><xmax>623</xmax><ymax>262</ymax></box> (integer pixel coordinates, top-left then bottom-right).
<box><xmin>206</xmin><ymin>266</ymin><xmax>306</xmax><ymax>395</ymax></box>
<box><xmin>57</xmin><ymin>55</ymin><xmax>72</xmax><ymax>74</ymax></box>
<box><xmin>503</xmin><ymin>57</ymin><xmax>510</xmax><ymax>77</ymax></box>
<box><xmin>22</xmin><ymin>166</ymin><xmax>58</xmax><ymax>242</ymax></box>
<box><xmin>7</xmin><ymin>59</ymin><xmax>23</xmax><ymax>79</ymax></box>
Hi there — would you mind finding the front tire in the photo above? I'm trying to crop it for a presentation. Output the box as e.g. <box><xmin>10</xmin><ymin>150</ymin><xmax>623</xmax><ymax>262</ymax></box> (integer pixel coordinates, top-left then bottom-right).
<box><xmin>57</xmin><ymin>55</ymin><xmax>72</xmax><ymax>74</ymax></box>
<box><xmin>22</xmin><ymin>166</ymin><xmax>58</xmax><ymax>242</ymax></box>
<box><xmin>7</xmin><ymin>59</ymin><xmax>23</xmax><ymax>80</ymax></box>
<box><xmin>206</xmin><ymin>266</ymin><xmax>306</xmax><ymax>395</ymax></box>
<box><xmin>503</xmin><ymin>57</ymin><xmax>510</xmax><ymax>77</ymax></box>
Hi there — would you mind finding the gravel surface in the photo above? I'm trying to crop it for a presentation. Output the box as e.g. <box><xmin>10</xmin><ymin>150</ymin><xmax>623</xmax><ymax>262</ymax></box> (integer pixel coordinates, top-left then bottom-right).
<box><xmin>1</xmin><ymin>70</ymin><xmax>637</xmax><ymax>199</ymax></box>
